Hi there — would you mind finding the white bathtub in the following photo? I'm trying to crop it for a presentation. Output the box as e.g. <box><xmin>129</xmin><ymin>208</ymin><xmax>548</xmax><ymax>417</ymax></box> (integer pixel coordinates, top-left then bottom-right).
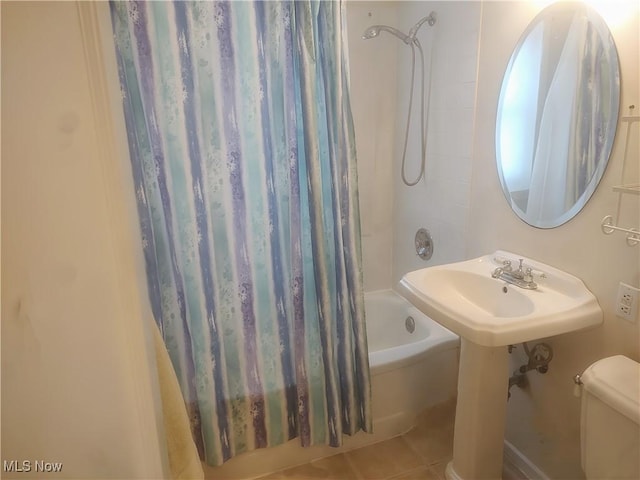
<box><xmin>365</xmin><ymin>289</ymin><xmax>460</xmax><ymax>436</ymax></box>
<box><xmin>366</xmin><ymin>289</ymin><xmax>459</xmax><ymax>374</ymax></box>
<box><xmin>206</xmin><ymin>289</ymin><xmax>460</xmax><ymax>479</ymax></box>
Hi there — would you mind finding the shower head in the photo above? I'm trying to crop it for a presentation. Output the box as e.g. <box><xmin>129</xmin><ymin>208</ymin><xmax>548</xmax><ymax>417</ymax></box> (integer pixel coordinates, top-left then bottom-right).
<box><xmin>408</xmin><ymin>12</ymin><xmax>437</xmax><ymax>40</ymax></box>
<box><xmin>362</xmin><ymin>25</ymin><xmax>412</xmax><ymax>44</ymax></box>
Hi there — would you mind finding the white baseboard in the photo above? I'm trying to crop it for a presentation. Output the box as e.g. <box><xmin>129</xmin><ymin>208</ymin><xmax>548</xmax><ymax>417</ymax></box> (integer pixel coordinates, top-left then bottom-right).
<box><xmin>503</xmin><ymin>440</ymin><xmax>550</xmax><ymax>480</ymax></box>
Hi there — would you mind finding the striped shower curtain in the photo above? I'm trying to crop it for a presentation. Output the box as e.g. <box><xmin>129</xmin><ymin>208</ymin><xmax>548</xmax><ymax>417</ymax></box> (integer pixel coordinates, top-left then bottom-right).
<box><xmin>110</xmin><ymin>0</ymin><xmax>371</xmax><ymax>466</ymax></box>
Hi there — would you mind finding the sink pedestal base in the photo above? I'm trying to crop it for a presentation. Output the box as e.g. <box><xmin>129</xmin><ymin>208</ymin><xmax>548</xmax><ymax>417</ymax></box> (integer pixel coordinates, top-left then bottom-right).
<box><xmin>445</xmin><ymin>339</ymin><xmax>509</xmax><ymax>480</ymax></box>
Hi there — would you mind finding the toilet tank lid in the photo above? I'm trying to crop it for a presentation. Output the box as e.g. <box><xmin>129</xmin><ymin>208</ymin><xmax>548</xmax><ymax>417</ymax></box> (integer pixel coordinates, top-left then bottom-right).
<box><xmin>582</xmin><ymin>355</ymin><xmax>640</xmax><ymax>425</ymax></box>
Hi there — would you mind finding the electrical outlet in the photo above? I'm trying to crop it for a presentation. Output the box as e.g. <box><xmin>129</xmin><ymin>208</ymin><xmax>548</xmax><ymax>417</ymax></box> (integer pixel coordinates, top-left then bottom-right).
<box><xmin>615</xmin><ymin>282</ymin><xmax>639</xmax><ymax>322</ymax></box>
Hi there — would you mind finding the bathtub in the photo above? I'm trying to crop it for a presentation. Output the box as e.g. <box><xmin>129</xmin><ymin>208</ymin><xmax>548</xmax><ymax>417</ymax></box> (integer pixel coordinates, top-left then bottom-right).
<box><xmin>206</xmin><ymin>289</ymin><xmax>460</xmax><ymax>479</ymax></box>
<box><xmin>367</xmin><ymin>289</ymin><xmax>459</xmax><ymax>374</ymax></box>
<box><xmin>365</xmin><ymin>289</ymin><xmax>460</xmax><ymax>437</ymax></box>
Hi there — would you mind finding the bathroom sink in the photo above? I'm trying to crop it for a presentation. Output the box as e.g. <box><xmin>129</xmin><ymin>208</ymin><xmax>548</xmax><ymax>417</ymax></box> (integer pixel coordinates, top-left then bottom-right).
<box><xmin>398</xmin><ymin>251</ymin><xmax>602</xmax><ymax>346</ymax></box>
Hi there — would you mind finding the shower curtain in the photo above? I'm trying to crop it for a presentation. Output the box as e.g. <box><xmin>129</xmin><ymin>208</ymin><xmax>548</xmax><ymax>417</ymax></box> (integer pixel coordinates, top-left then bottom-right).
<box><xmin>110</xmin><ymin>0</ymin><xmax>371</xmax><ymax>466</ymax></box>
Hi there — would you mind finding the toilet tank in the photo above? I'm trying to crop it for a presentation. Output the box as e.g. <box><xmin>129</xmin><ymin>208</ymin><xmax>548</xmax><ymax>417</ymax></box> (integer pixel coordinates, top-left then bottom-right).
<box><xmin>581</xmin><ymin>355</ymin><xmax>640</xmax><ymax>480</ymax></box>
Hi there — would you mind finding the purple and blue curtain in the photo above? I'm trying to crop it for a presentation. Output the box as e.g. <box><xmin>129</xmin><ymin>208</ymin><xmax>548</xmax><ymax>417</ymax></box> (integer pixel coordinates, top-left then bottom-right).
<box><xmin>110</xmin><ymin>0</ymin><xmax>371</xmax><ymax>466</ymax></box>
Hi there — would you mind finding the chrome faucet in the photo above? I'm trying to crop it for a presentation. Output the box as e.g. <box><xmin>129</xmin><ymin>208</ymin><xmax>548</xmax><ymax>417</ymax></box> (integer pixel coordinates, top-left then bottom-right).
<box><xmin>492</xmin><ymin>258</ymin><xmax>538</xmax><ymax>289</ymax></box>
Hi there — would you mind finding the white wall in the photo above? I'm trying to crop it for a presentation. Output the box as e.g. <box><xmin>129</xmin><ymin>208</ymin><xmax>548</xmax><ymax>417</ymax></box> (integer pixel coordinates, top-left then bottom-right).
<box><xmin>1</xmin><ymin>3</ymin><xmax>168</xmax><ymax>478</ymax></box>
<box><xmin>471</xmin><ymin>2</ymin><xmax>640</xmax><ymax>478</ymax></box>
<box><xmin>391</xmin><ymin>1</ymin><xmax>480</xmax><ymax>285</ymax></box>
<box><xmin>349</xmin><ymin>1</ymin><xmax>480</xmax><ymax>291</ymax></box>
<box><xmin>348</xmin><ymin>1</ymin><xmax>400</xmax><ymax>292</ymax></box>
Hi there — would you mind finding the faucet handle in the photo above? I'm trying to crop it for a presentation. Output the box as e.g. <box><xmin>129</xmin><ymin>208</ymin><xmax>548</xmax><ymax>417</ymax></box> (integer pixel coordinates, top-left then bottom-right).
<box><xmin>524</xmin><ymin>268</ymin><xmax>533</xmax><ymax>282</ymax></box>
<box><xmin>502</xmin><ymin>259</ymin><xmax>512</xmax><ymax>271</ymax></box>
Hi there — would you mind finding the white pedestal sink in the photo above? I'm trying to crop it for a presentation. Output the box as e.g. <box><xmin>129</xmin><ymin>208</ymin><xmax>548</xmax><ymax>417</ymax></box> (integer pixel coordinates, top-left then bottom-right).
<box><xmin>398</xmin><ymin>251</ymin><xmax>602</xmax><ymax>480</ymax></box>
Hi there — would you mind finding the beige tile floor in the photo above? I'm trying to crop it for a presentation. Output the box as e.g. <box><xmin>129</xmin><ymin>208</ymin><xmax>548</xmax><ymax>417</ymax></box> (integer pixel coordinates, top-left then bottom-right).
<box><xmin>257</xmin><ymin>402</ymin><xmax>456</xmax><ymax>480</ymax></box>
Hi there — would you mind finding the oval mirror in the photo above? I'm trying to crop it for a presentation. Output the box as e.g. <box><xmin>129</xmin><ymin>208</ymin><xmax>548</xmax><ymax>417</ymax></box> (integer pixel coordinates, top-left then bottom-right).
<box><xmin>496</xmin><ymin>3</ymin><xmax>620</xmax><ymax>228</ymax></box>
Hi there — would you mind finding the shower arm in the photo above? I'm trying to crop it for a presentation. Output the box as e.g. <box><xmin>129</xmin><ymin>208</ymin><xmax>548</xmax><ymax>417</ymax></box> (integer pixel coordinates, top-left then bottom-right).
<box><xmin>408</xmin><ymin>12</ymin><xmax>437</xmax><ymax>41</ymax></box>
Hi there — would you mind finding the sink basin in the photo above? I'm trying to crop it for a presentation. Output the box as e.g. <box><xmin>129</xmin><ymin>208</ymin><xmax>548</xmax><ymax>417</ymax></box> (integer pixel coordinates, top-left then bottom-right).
<box><xmin>398</xmin><ymin>250</ymin><xmax>602</xmax><ymax>346</ymax></box>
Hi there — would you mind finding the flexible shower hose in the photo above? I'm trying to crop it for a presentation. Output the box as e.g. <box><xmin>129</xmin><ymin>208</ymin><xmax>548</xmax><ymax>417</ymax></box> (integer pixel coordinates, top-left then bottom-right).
<box><xmin>400</xmin><ymin>38</ymin><xmax>433</xmax><ymax>187</ymax></box>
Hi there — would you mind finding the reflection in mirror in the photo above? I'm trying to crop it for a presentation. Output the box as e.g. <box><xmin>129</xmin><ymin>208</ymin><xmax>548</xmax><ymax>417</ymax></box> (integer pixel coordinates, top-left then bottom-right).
<box><xmin>496</xmin><ymin>3</ymin><xmax>620</xmax><ymax>228</ymax></box>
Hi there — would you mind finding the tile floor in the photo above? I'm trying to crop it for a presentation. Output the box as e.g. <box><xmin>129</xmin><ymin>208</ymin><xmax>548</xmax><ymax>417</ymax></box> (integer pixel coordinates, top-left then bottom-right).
<box><xmin>257</xmin><ymin>401</ymin><xmax>456</xmax><ymax>480</ymax></box>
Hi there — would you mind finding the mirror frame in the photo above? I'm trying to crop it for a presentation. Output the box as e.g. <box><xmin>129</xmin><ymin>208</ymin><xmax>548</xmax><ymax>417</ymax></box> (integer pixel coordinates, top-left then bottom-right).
<box><xmin>495</xmin><ymin>2</ymin><xmax>621</xmax><ymax>228</ymax></box>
